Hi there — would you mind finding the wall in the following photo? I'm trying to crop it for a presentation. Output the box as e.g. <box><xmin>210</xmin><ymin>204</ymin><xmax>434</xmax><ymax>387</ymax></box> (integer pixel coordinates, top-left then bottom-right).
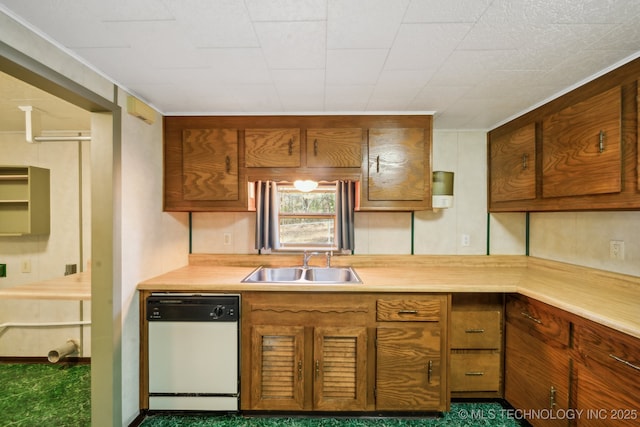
<box><xmin>0</xmin><ymin>132</ymin><xmax>91</xmax><ymax>357</ymax></box>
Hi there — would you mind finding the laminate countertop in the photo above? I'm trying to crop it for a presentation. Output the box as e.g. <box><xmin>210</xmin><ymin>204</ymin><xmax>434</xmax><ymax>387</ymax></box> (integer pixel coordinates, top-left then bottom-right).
<box><xmin>138</xmin><ymin>254</ymin><xmax>640</xmax><ymax>339</ymax></box>
<box><xmin>0</xmin><ymin>271</ymin><xmax>90</xmax><ymax>300</ymax></box>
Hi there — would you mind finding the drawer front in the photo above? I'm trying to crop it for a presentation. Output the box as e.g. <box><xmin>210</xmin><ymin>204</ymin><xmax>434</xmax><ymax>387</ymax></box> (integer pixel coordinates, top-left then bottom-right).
<box><xmin>505</xmin><ymin>295</ymin><xmax>570</xmax><ymax>347</ymax></box>
<box><xmin>574</xmin><ymin>319</ymin><xmax>640</xmax><ymax>376</ymax></box>
<box><xmin>450</xmin><ymin>353</ymin><xmax>501</xmax><ymax>392</ymax></box>
<box><xmin>376</xmin><ymin>298</ymin><xmax>441</xmax><ymax>322</ymax></box>
<box><xmin>451</xmin><ymin>310</ymin><xmax>501</xmax><ymax>349</ymax></box>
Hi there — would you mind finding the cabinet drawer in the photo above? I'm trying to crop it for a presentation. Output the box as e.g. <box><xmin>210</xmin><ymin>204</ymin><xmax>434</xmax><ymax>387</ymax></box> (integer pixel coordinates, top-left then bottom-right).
<box><xmin>574</xmin><ymin>320</ymin><xmax>640</xmax><ymax>376</ymax></box>
<box><xmin>450</xmin><ymin>353</ymin><xmax>500</xmax><ymax>392</ymax></box>
<box><xmin>376</xmin><ymin>298</ymin><xmax>441</xmax><ymax>322</ymax></box>
<box><xmin>506</xmin><ymin>295</ymin><xmax>570</xmax><ymax>347</ymax></box>
<box><xmin>451</xmin><ymin>311</ymin><xmax>501</xmax><ymax>349</ymax></box>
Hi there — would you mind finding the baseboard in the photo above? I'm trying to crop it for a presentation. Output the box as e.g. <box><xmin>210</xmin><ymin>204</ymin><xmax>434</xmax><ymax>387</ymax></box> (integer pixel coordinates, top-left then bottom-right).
<box><xmin>0</xmin><ymin>356</ymin><xmax>91</xmax><ymax>365</ymax></box>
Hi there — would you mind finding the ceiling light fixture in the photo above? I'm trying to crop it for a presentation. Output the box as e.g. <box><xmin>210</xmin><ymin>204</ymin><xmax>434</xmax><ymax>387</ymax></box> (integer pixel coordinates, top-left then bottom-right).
<box><xmin>293</xmin><ymin>180</ymin><xmax>318</xmax><ymax>192</ymax></box>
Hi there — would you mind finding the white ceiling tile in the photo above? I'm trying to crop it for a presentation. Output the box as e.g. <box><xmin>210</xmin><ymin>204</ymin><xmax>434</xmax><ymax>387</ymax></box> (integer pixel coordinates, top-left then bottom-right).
<box><xmin>246</xmin><ymin>0</ymin><xmax>327</xmax><ymax>21</ymax></box>
<box><xmin>409</xmin><ymin>84</ymin><xmax>471</xmax><ymax>112</ymax></box>
<box><xmin>254</xmin><ymin>21</ymin><xmax>326</xmax><ymax>68</ymax></box>
<box><xmin>385</xmin><ymin>23</ymin><xmax>472</xmax><ymax>70</ymax></box>
<box><xmin>272</xmin><ymin>69</ymin><xmax>326</xmax><ymax>110</ymax></box>
<box><xmin>327</xmin><ymin>0</ymin><xmax>409</xmax><ymax>48</ymax></box>
<box><xmin>326</xmin><ymin>49</ymin><xmax>388</xmax><ymax>84</ymax></box>
<box><xmin>403</xmin><ymin>0</ymin><xmax>492</xmax><ymax>23</ymax></box>
<box><xmin>324</xmin><ymin>84</ymin><xmax>374</xmax><ymax>110</ymax></box>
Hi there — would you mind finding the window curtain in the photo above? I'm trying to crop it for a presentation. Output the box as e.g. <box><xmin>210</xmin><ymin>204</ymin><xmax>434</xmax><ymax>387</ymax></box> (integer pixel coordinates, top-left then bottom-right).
<box><xmin>255</xmin><ymin>180</ymin><xmax>279</xmax><ymax>251</ymax></box>
<box><xmin>336</xmin><ymin>180</ymin><xmax>356</xmax><ymax>251</ymax></box>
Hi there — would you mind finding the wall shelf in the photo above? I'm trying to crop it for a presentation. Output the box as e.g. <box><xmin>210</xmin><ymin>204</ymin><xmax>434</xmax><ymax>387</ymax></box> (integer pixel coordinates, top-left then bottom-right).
<box><xmin>0</xmin><ymin>166</ymin><xmax>50</xmax><ymax>236</ymax></box>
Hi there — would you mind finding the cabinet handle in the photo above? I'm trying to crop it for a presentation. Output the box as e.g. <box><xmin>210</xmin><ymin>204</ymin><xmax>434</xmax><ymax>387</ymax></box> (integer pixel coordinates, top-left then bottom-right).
<box><xmin>225</xmin><ymin>156</ymin><xmax>231</xmax><ymax>173</ymax></box>
<box><xmin>465</xmin><ymin>329</ymin><xmax>485</xmax><ymax>334</ymax></box>
<box><xmin>427</xmin><ymin>360</ymin><xmax>433</xmax><ymax>384</ymax></box>
<box><xmin>598</xmin><ymin>130</ymin><xmax>605</xmax><ymax>153</ymax></box>
<box><xmin>550</xmin><ymin>386</ymin><xmax>557</xmax><ymax>409</ymax></box>
<box><xmin>315</xmin><ymin>360</ymin><xmax>320</xmax><ymax>379</ymax></box>
<box><xmin>398</xmin><ymin>309</ymin><xmax>418</xmax><ymax>315</ymax></box>
<box><xmin>520</xmin><ymin>311</ymin><xmax>542</xmax><ymax>324</ymax></box>
<box><xmin>376</xmin><ymin>155</ymin><xmax>380</xmax><ymax>173</ymax></box>
<box><xmin>522</xmin><ymin>153</ymin><xmax>528</xmax><ymax>170</ymax></box>
<box><xmin>298</xmin><ymin>360</ymin><xmax>303</xmax><ymax>381</ymax></box>
<box><xmin>314</xmin><ymin>139</ymin><xmax>318</xmax><ymax>156</ymax></box>
<box><xmin>609</xmin><ymin>354</ymin><xmax>640</xmax><ymax>372</ymax></box>
<box><xmin>288</xmin><ymin>138</ymin><xmax>293</xmax><ymax>155</ymax></box>
<box><xmin>465</xmin><ymin>372</ymin><xmax>485</xmax><ymax>376</ymax></box>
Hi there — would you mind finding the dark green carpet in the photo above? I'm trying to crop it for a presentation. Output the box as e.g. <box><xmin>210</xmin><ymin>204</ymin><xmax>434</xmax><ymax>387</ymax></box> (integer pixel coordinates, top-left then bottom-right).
<box><xmin>0</xmin><ymin>363</ymin><xmax>91</xmax><ymax>427</ymax></box>
<box><xmin>141</xmin><ymin>403</ymin><xmax>524</xmax><ymax>426</ymax></box>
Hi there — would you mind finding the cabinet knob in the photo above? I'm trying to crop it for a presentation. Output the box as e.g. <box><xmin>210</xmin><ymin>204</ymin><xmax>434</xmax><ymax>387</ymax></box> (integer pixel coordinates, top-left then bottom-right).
<box><xmin>465</xmin><ymin>328</ymin><xmax>485</xmax><ymax>334</ymax></box>
<box><xmin>598</xmin><ymin>130</ymin><xmax>605</xmax><ymax>153</ymax></box>
<box><xmin>549</xmin><ymin>386</ymin><xmax>557</xmax><ymax>409</ymax></box>
<box><xmin>288</xmin><ymin>138</ymin><xmax>293</xmax><ymax>155</ymax></box>
<box><xmin>314</xmin><ymin>139</ymin><xmax>318</xmax><ymax>156</ymax></box>
<box><xmin>315</xmin><ymin>360</ymin><xmax>320</xmax><ymax>379</ymax></box>
<box><xmin>609</xmin><ymin>353</ymin><xmax>640</xmax><ymax>372</ymax></box>
<box><xmin>427</xmin><ymin>360</ymin><xmax>433</xmax><ymax>384</ymax></box>
<box><xmin>298</xmin><ymin>360</ymin><xmax>303</xmax><ymax>381</ymax></box>
<box><xmin>522</xmin><ymin>153</ymin><xmax>528</xmax><ymax>170</ymax></box>
<box><xmin>225</xmin><ymin>156</ymin><xmax>231</xmax><ymax>173</ymax></box>
<box><xmin>520</xmin><ymin>311</ymin><xmax>542</xmax><ymax>324</ymax></box>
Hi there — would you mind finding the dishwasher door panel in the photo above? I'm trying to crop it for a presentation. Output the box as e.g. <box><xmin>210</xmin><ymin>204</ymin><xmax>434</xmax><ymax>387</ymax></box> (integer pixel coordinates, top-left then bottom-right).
<box><xmin>148</xmin><ymin>321</ymin><xmax>238</xmax><ymax>394</ymax></box>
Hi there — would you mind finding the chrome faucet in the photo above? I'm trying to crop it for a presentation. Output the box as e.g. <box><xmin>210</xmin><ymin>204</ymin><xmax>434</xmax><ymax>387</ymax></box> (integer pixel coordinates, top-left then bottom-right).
<box><xmin>325</xmin><ymin>251</ymin><xmax>332</xmax><ymax>267</ymax></box>
<box><xmin>302</xmin><ymin>251</ymin><xmax>319</xmax><ymax>269</ymax></box>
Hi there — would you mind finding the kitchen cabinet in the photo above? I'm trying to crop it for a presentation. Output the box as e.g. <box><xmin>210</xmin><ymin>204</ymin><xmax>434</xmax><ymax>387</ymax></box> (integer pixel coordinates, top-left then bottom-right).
<box><xmin>542</xmin><ymin>86</ymin><xmax>622</xmax><ymax>198</ymax></box>
<box><xmin>489</xmin><ymin>123</ymin><xmax>536</xmax><ymax>204</ymax></box>
<box><xmin>306</xmin><ymin>128</ymin><xmax>362</xmax><ymax>168</ymax></box>
<box><xmin>375</xmin><ymin>296</ymin><xmax>449</xmax><ymax>411</ymax></box>
<box><xmin>242</xmin><ymin>292</ymin><xmax>371</xmax><ymax>411</ymax></box>
<box><xmin>363</xmin><ymin>127</ymin><xmax>431</xmax><ymax>211</ymax></box>
<box><xmin>164</xmin><ymin>117</ymin><xmax>249</xmax><ymax>211</ymax></box>
<box><xmin>0</xmin><ymin>166</ymin><xmax>49</xmax><ymax>236</ymax></box>
<box><xmin>573</xmin><ymin>318</ymin><xmax>640</xmax><ymax>426</ymax></box>
<box><xmin>505</xmin><ymin>295</ymin><xmax>571</xmax><ymax>427</ymax></box>
<box><xmin>450</xmin><ymin>294</ymin><xmax>503</xmax><ymax>398</ymax></box>
<box><xmin>488</xmin><ymin>57</ymin><xmax>640</xmax><ymax>212</ymax></box>
<box><xmin>245</xmin><ymin>128</ymin><xmax>301</xmax><ymax>168</ymax></box>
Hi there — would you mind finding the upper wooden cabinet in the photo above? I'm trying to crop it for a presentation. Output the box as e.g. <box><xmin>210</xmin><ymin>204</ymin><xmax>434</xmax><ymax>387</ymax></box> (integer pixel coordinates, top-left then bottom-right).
<box><xmin>306</xmin><ymin>128</ymin><xmax>362</xmax><ymax>168</ymax></box>
<box><xmin>488</xmin><ymin>56</ymin><xmax>640</xmax><ymax>212</ymax></box>
<box><xmin>490</xmin><ymin>123</ymin><xmax>536</xmax><ymax>203</ymax></box>
<box><xmin>542</xmin><ymin>86</ymin><xmax>622</xmax><ymax>198</ymax></box>
<box><xmin>182</xmin><ymin>129</ymin><xmax>239</xmax><ymax>202</ymax></box>
<box><xmin>363</xmin><ymin>127</ymin><xmax>431</xmax><ymax>210</ymax></box>
<box><xmin>245</xmin><ymin>128</ymin><xmax>301</xmax><ymax>168</ymax></box>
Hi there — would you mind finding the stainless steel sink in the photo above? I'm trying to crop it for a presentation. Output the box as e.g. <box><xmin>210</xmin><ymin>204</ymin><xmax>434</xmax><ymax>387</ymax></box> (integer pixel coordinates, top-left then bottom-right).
<box><xmin>242</xmin><ymin>266</ymin><xmax>361</xmax><ymax>284</ymax></box>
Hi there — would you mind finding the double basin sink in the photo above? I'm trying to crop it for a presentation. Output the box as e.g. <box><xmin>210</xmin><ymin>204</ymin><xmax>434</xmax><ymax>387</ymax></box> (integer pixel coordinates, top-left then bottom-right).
<box><xmin>242</xmin><ymin>266</ymin><xmax>361</xmax><ymax>284</ymax></box>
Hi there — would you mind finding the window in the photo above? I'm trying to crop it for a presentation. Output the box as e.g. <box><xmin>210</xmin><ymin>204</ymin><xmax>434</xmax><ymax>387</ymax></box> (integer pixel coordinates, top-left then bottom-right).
<box><xmin>277</xmin><ymin>183</ymin><xmax>337</xmax><ymax>249</ymax></box>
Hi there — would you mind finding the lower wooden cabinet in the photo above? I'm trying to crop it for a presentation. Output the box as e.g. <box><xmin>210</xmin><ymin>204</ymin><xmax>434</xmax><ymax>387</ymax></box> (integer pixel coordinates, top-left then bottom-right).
<box><xmin>249</xmin><ymin>324</ymin><xmax>367</xmax><ymax>411</ymax></box>
<box><xmin>505</xmin><ymin>295</ymin><xmax>571</xmax><ymax>427</ymax></box>
<box><xmin>375</xmin><ymin>296</ymin><xmax>449</xmax><ymax>412</ymax></box>
<box><xmin>241</xmin><ymin>292</ymin><xmax>449</xmax><ymax>413</ymax></box>
<box><xmin>573</xmin><ymin>319</ymin><xmax>640</xmax><ymax>426</ymax></box>
<box><xmin>450</xmin><ymin>294</ymin><xmax>503</xmax><ymax>398</ymax></box>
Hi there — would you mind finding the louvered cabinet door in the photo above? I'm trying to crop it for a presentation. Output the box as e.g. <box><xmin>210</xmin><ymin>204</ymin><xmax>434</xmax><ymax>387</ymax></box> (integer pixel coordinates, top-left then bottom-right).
<box><xmin>250</xmin><ymin>325</ymin><xmax>305</xmax><ymax>410</ymax></box>
<box><xmin>313</xmin><ymin>326</ymin><xmax>367</xmax><ymax>411</ymax></box>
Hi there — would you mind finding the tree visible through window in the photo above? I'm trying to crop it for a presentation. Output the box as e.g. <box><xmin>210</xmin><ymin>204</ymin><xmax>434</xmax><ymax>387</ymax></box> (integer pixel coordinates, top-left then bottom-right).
<box><xmin>277</xmin><ymin>183</ymin><xmax>337</xmax><ymax>248</ymax></box>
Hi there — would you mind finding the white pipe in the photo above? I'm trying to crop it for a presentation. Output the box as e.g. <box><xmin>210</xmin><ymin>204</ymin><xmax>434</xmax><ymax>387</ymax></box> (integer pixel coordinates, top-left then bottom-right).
<box><xmin>0</xmin><ymin>320</ymin><xmax>91</xmax><ymax>332</ymax></box>
<box><xmin>33</xmin><ymin>136</ymin><xmax>91</xmax><ymax>142</ymax></box>
<box><xmin>48</xmin><ymin>339</ymin><xmax>79</xmax><ymax>363</ymax></box>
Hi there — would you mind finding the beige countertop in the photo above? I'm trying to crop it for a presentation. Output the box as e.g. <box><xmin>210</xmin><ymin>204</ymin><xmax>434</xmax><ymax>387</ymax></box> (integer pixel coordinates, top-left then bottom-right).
<box><xmin>138</xmin><ymin>254</ymin><xmax>640</xmax><ymax>339</ymax></box>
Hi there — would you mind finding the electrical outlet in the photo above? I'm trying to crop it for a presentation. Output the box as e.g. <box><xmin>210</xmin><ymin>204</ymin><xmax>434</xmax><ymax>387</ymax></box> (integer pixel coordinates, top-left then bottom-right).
<box><xmin>609</xmin><ymin>240</ymin><xmax>625</xmax><ymax>261</ymax></box>
<box><xmin>21</xmin><ymin>259</ymin><xmax>31</xmax><ymax>273</ymax></box>
<box><xmin>223</xmin><ymin>232</ymin><xmax>232</xmax><ymax>246</ymax></box>
<box><xmin>461</xmin><ymin>234</ymin><xmax>471</xmax><ymax>247</ymax></box>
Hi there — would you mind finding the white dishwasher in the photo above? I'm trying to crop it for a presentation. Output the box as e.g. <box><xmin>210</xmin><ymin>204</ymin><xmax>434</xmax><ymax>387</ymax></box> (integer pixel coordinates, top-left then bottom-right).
<box><xmin>147</xmin><ymin>293</ymin><xmax>239</xmax><ymax>411</ymax></box>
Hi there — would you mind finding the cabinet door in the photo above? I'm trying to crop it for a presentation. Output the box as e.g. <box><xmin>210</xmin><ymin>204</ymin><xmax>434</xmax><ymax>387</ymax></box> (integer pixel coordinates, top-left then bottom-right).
<box><xmin>245</xmin><ymin>128</ymin><xmax>300</xmax><ymax>167</ymax></box>
<box><xmin>490</xmin><ymin>123</ymin><xmax>536</xmax><ymax>203</ymax></box>
<box><xmin>182</xmin><ymin>129</ymin><xmax>239</xmax><ymax>201</ymax></box>
<box><xmin>376</xmin><ymin>326</ymin><xmax>442</xmax><ymax>411</ymax></box>
<box><xmin>368</xmin><ymin>128</ymin><xmax>425</xmax><ymax>201</ymax></box>
<box><xmin>250</xmin><ymin>325</ymin><xmax>305</xmax><ymax>410</ymax></box>
<box><xmin>313</xmin><ymin>326</ymin><xmax>367</xmax><ymax>411</ymax></box>
<box><xmin>505</xmin><ymin>324</ymin><xmax>570</xmax><ymax>427</ymax></box>
<box><xmin>306</xmin><ymin>128</ymin><xmax>362</xmax><ymax>168</ymax></box>
<box><xmin>542</xmin><ymin>86</ymin><xmax>622</xmax><ymax>198</ymax></box>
